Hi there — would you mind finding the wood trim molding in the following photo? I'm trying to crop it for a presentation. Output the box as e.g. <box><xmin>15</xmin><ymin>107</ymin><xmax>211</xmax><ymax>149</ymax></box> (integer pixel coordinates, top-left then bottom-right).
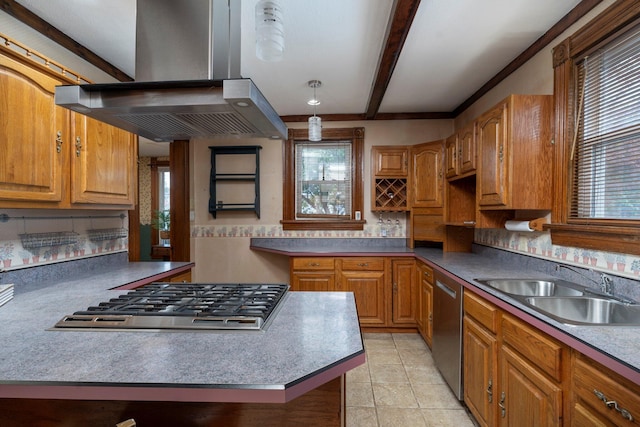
<box><xmin>282</xmin><ymin>127</ymin><xmax>365</xmax><ymax>231</ymax></box>
<box><xmin>280</xmin><ymin>111</ymin><xmax>454</xmax><ymax>123</ymax></box>
<box><xmin>545</xmin><ymin>223</ymin><xmax>640</xmax><ymax>256</ymax></box>
<box><xmin>549</xmin><ymin>0</ymin><xmax>640</xmax><ymax>251</ymax></box>
<box><xmin>0</xmin><ymin>0</ymin><xmax>132</xmax><ymax>82</ymax></box>
<box><xmin>169</xmin><ymin>141</ymin><xmax>190</xmax><ymax>262</ymax></box>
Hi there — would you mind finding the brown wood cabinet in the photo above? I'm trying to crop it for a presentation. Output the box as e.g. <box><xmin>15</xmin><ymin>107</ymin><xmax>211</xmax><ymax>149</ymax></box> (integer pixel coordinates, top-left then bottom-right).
<box><xmin>337</xmin><ymin>258</ymin><xmax>386</xmax><ymax>326</ymax></box>
<box><xmin>290</xmin><ymin>256</ymin><xmax>417</xmax><ymax>329</ymax></box>
<box><xmin>0</xmin><ymin>44</ymin><xmax>137</xmax><ymax>209</ymax></box>
<box><xmin>411</xmin><ymin>140</ymin><xmax>444</xmax><ymax>208</ymax></box>
<box><xmin>463</xmin><ymin>290</ymin><xmax>565</xmax><ymax>427</ymax></box>
<box><xmin>0</xmin><ymin>52</ymin><xmax>67</xmax><ymax>204</ymax></box>
<box><xmin>500</xmin><ymin>314</ymin><xmax>563</xmax><ymax>427</ymax></box>
<box><xmin>445</xmin><ymin>122</ymin><xmax>476</xmax><ymax>180</ymax></box>
<box><xmin>476</xmin><ymin>94</ymin><xmax>553</xmax><ymax>210</ymax></box>
<box><xmin>391</xmin><ymin>258</ymin><xmax>416</xmax><ymax>326</ymax></box>
<box><xmin>571</xmin><ymin>352</ymin><xmax>640</xmax><ymax>426</ymax></box>
<box><xmin>290</xmin><ymin>258</ymin><xmax>336</xmax><ymax>291</ymax></box>
<box><xmin>463</xmin><ymin>291</ymin><xmax>499</xmax><ymax>427</ymax></box>
<box><xmin>416</xmin><ymin>261</ymin><xmax>433</xmax><ymax>347</ymax></box>
<box><xmin>371</xmin><ymin>146</ymin><xmax>409</xmax><ymax>211</ymax></box>
<box><xmin>71</xmin><ymin>115</ymin><xmax>137</xmax><ymax>206</ymax></box>
<box><xmin>372</xmin><ymin>146</ymin><xmax>409</xmax><ymax>177</ymax></box>
<box><xmin>407</xmin><ymin>140</ymin><xmax>445</xmax><ymax>248</ymax></box>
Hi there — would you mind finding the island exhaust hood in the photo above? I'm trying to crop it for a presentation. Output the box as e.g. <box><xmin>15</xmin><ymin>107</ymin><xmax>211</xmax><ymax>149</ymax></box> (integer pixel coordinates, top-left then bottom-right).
<box><xmin>55</xmin><ymin>0</ymin><xmax>287</xmax><ymax>142</ymax></box>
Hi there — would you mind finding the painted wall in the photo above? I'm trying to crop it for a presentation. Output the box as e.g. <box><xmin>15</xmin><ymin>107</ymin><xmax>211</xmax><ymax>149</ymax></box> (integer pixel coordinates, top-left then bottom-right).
<box><xmin>190</xmin><ymin>119</ymin><xmax>453</xmax><ymax>282</ymax></box>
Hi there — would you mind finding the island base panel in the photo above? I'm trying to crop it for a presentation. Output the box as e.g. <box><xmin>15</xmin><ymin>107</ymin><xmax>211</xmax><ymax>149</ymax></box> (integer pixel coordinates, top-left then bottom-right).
<box><xmin>0</xmin><ymin>376</ymin><xmax>344</xmax><ymax>427</ymax></box>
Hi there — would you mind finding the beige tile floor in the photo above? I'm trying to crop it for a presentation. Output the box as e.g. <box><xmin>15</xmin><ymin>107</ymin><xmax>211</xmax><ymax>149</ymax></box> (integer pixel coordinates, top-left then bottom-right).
<box><xmin>346</xmin><ymin>333</ymin><xmax>477</xmax><ymax>427</ymax></box>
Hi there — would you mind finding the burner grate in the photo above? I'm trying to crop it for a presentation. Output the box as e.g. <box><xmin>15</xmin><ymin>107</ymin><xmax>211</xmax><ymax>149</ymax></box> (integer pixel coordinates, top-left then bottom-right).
<box><xmin>57</xmin><ymin>283</ymin><xmax>289</xmax><ymax>331</ymax></box>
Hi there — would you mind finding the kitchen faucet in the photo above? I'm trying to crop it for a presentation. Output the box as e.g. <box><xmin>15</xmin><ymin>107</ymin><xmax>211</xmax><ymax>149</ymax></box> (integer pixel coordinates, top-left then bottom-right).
<box><xmin>555</xmin><ymin>264</ymin><xmax>614</xmax><ymax>295</ymax></box>
<box><xmin>555</xmin><ymin>264</ymin><xmax>636</xmax><ymax>303</ymax></box>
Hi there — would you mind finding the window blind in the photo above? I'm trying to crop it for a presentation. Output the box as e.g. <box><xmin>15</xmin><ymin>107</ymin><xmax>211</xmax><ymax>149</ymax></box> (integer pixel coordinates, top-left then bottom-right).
<box><xmin>572</xmin><ymin>23</ymin><xmax>640</xmax><ymax>220</ymax></box>
<box><xmin>295</xmin><ymin>141</ymin><xmax>352</xmax><ymax>218</ymax></box>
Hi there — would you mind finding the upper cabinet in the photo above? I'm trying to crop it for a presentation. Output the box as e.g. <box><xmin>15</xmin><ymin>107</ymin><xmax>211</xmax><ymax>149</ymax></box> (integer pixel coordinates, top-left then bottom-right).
<box><xmin>71</xmin><ymin>115</ymin><xmax>137</xmax><ymax>206</ymax></box>
<box><xmin>0</xmin><ymin>41</ymin><xmax>137</xmax><ymax>210</ymax></box>
<box><xmin>445</xmin><ymin>122</ymin><xmax>476</xmax><ymax>180</ymax></box>
<box><xmin>372</xmin><ymin>146</ymin><xmax>408</xmax><ymax>177</ymax></box>
<box><xmin>477</xmin><ymin>94</ymin><xmax>553</xmax><ymax>210</ymax></box>
<box><xmin>372</xmin><ymin>146</ymin><xmax>409</xmax><ymax>211</ymax></box>
<box><xmin>411</xmin><ymin>140</ymin><xmax>444</xmax><ymax>208</ymax></box>
<box><xmin>0</xmin><ymin>52</ymin><xmax>67</xmax><ymax>204</ymax></box>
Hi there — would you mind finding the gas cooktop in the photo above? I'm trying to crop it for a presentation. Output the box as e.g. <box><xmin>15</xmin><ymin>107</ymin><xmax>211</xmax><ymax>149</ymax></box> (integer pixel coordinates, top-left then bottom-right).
<box><xmin>52</xmin><ymin>283</ymin><xmax>289</xmax><ymax>331</ymax></box>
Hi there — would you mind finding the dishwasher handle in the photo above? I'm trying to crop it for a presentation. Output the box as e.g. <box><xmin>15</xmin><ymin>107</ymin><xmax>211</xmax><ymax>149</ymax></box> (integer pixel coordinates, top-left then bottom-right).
<box><xmin>436</xmin><ymin>280</ymin><xmax>457</xmax><ymax>299</ymax></box>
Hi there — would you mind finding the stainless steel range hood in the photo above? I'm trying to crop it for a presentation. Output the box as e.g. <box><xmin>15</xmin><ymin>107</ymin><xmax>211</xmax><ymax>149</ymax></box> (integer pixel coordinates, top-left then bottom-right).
<box><xmin>54</xmin><ymin>0</ymin><xmax>287</xmax><ymax>142</ymax></box>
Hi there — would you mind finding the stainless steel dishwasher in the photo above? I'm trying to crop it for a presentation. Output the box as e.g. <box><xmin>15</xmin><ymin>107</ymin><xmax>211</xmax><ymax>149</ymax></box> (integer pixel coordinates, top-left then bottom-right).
<box><xmin>432</xmin><ymin>271</ymin><xmax>464</xmax><ymax>400</ymax></box>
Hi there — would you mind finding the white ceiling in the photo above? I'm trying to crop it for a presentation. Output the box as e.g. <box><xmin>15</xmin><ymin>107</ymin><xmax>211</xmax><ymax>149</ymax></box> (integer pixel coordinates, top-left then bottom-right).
<box><xmin>13</xmin><ymin>0</ymin><xmax>583</xmax><ymax>155</ymax></box>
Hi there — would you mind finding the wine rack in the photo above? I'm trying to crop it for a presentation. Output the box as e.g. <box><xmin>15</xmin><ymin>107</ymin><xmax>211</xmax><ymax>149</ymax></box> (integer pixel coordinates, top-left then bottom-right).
<box><xmin>373</xmin><ymin>178</ymin><xmax>407</xmax><ymax>211</ymax></box>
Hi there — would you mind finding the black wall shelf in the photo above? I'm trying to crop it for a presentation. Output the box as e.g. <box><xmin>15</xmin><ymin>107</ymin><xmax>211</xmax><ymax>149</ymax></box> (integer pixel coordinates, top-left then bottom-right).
<box><xmin>209</xmin><ymin>145</ymin><xmax>262</xmax><ymax>218</ymax></box>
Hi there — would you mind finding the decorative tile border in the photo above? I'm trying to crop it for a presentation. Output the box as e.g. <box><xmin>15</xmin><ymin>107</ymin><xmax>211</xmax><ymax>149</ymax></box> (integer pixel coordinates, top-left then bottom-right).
<box><xmin>191</xmin><ymin>223</ymin><xmax>406</xmax><ymax>239</ymax></box>
<box><xmin>475</xmin><ymin>228</ymin><xmax>640</xmax><ymax>279</ymax></box>
<box><xmin>0</xmin><ymin>237</ymin><xmax>128</xmax><ymax>271</ymax></box>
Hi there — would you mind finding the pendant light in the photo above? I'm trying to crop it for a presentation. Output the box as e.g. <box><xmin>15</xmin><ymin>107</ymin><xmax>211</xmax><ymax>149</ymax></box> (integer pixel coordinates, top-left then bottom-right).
<box><xmin>255</xmin><ymin>0</ymin><xmax>284</xmax><ymax>61</ymax></box>
<box><xmin>308</xmin><ymin>80</ymin><xmax>322</xmax><ymax>141</ymax></box>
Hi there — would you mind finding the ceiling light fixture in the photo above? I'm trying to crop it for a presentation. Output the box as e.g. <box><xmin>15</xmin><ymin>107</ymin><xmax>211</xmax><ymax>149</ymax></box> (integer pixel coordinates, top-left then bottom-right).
<box><xmin>308</xmin><ymin>80</ymin><xmax>322</xmax><ymax>141</ymax></box>
<box><xmin>255</xmin><ymin>0</ymin><xmax>284</xmax><ymax>61</ymax></box>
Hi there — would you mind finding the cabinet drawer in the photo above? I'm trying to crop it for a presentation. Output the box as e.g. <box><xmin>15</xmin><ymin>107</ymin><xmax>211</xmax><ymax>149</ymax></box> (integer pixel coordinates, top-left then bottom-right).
<box><xmin>292</xmin><ymin>258</ymin><xmax>335</xmax><ymax>270</ymax></box>
<box><xmin>464</xmin><ymin>291</ymin><xmax>499</xmax><ymax>334</ymax></box>
<box><xmin>573</xmin><ymin>354</ymin><xmax>640</xmax><ymax>426</ymax></box>
<box><xmin>417</xmin><ymin>263</ymin><xmax>434</xmax><ymax>284</ymax></box>
<box><xmin>502</xmin><ymin>314</ymin><xmax>564</xmax><ymax>382</ymax></box>
<box><xmin>341</xmin><ymin>258</ymin><xmax>384</xmax><ymax>271</ymax></box>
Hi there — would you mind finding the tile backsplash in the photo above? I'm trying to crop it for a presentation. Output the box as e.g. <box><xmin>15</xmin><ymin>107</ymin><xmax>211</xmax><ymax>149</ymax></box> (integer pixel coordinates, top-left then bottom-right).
<box><xmin>475</xmin><ymin>228</ymin><xmax>640</xmax><ymax>280</ymax></box>
<box><xmin>0</xmin><ymin>210</ymin><xmax>128</xmax><ymax>271</ymax></box>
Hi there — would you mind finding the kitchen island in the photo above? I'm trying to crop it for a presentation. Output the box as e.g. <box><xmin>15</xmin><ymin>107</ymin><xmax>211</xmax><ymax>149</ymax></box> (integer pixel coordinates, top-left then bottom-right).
<box><xmin>0</xmin><ymin>261</ymin><xmax>364</xmax><ymax>426</ymax></box>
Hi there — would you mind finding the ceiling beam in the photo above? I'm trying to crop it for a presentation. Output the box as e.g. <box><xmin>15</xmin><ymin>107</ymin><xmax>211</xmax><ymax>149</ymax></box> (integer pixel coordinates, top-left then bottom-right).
<box><xmin>365</xmin><ymin>0</ymin><xmax>421</xmax><ymax>120</ymax></box>
<box><xmin>0</xmin><ymin>0</ymin><xmax>133</xmax><ymax>82</ymax></box>
<box><xmin>281</xmin><ymin>111</ymin><xmax>453</xmax><ymax>123</ymax></box>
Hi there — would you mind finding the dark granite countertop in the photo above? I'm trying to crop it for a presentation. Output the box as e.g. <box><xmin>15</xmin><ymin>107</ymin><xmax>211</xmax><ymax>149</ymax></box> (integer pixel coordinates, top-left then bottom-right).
<box><xmin>0</xmin><ymin>261</ymin><xmax>364</xmax><ymax>403</ymax></box>
<box><xmin>251</xmin><ymin>238</ymin><xmax>640</xmax><ymax>384</ymax></box>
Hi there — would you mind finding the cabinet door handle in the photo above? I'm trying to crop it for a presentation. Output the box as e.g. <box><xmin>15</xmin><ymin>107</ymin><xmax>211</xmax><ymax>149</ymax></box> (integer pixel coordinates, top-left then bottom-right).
<box><xmin>55</xmin><ymin>131</ymin><xmax>63</xmax><ymax>153</ymax></box>
<box><xmin>487</xmin><ymin>379</ymin><xmax>493</xmax><ymax>403</ymax></box>
<box><xmin>594</xmin><ymin>389</ymin><xmax>634</xmax><ymax>421</ymax></box>
<box><xmin>423</xmin><ymin>271</ymin><xmax>431</xmax><ymax>278</ymax></box>
<box><xmin>308</xmin><ymin>262</ymin><xmax>320</xmax><ymax>267</ymax></box>
<box><xmin>357</xmin><ymin>263</ymin><xmax>369</xmax><ymax>267</ymax></box>
<box><xmin>75</xmin><ymin>136</ymin><xmax>82</xmax><ymax>157</ymax></box>
<box><xmin>499</xmin><ymin>391</ymin><xmax>506</xmax><ymax>418</ymax></box>
<box><xmin>499</xmin><ymin>145</ymin><xmax>504</xmax><ymax>162</ymax></box>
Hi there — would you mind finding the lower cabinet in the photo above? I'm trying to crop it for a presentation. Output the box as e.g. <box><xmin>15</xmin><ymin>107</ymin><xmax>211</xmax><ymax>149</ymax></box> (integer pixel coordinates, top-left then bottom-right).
<box><xmin>571</xmin><ymin>352</ymin><xmax>640</xmax><ymax>426</ymax></box>
<box><xmin>337</xmin><ymin>258</ymin><xmax>386</xmax><ymax>326</ymax></box>
<box><xmin>499</xmin><ymin>340</ymin><xmax>562</xmax><ymax>426</ymax></box>
<box><xmin>290</xmin><ymin>258</ymin><xmax>336</xmax><ymax>291</ymax></box>
<box><xmin>416</xmin><ymin>261</ymin><xmax>434</xmax><ymax>347</ymax></box>
<box><xmin>464</xmin><ymin>292</ymin><xmax>499</xmax><ymax>427</ymax></box>
<box><xmin>290</xmin><ymin>256</ymin><xmax>416</xmax><ymax>328</ymax></box>
<box><xmin>464</xmin><ymin>291</ymin><xmax>565</xmax><ymax>427</ymax></box>
<box><xmin>166</xmin><ymin>270</ymin><xmax>192</xmax><ymax>283</ymax></box>
<box><xmin>391</xmin><ymin>258</ymin><xmax>416</xmax><ymax>326</ymax></box>
<box><xmin>500</xmin><ymin>314</ymin><xmax>563</xmax><ymax>427</ymax></box>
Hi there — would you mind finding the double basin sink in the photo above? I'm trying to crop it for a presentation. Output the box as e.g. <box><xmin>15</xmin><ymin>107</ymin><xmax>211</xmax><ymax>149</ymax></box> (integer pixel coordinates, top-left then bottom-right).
<box><xmin>475</xmin><ymin>278</ymin><xmax>640</xmax><ymax>326</ymax></box>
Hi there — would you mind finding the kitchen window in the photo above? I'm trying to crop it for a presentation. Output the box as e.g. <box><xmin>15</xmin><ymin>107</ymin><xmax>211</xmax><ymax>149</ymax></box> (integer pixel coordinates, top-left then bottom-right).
<box><xmin>571</xmin><ymin>25</ymin><xmax>640</xmax><ymax>220</ymax></box>
<box><xmin>549</xmin><ymin>1</ymin><xmax>640</xmax><ymax>255</ymax></box>
<box><xmin>282</xmin><ymin>127</ymin><xmax>365</xmax><ymax>230</ymax></box>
